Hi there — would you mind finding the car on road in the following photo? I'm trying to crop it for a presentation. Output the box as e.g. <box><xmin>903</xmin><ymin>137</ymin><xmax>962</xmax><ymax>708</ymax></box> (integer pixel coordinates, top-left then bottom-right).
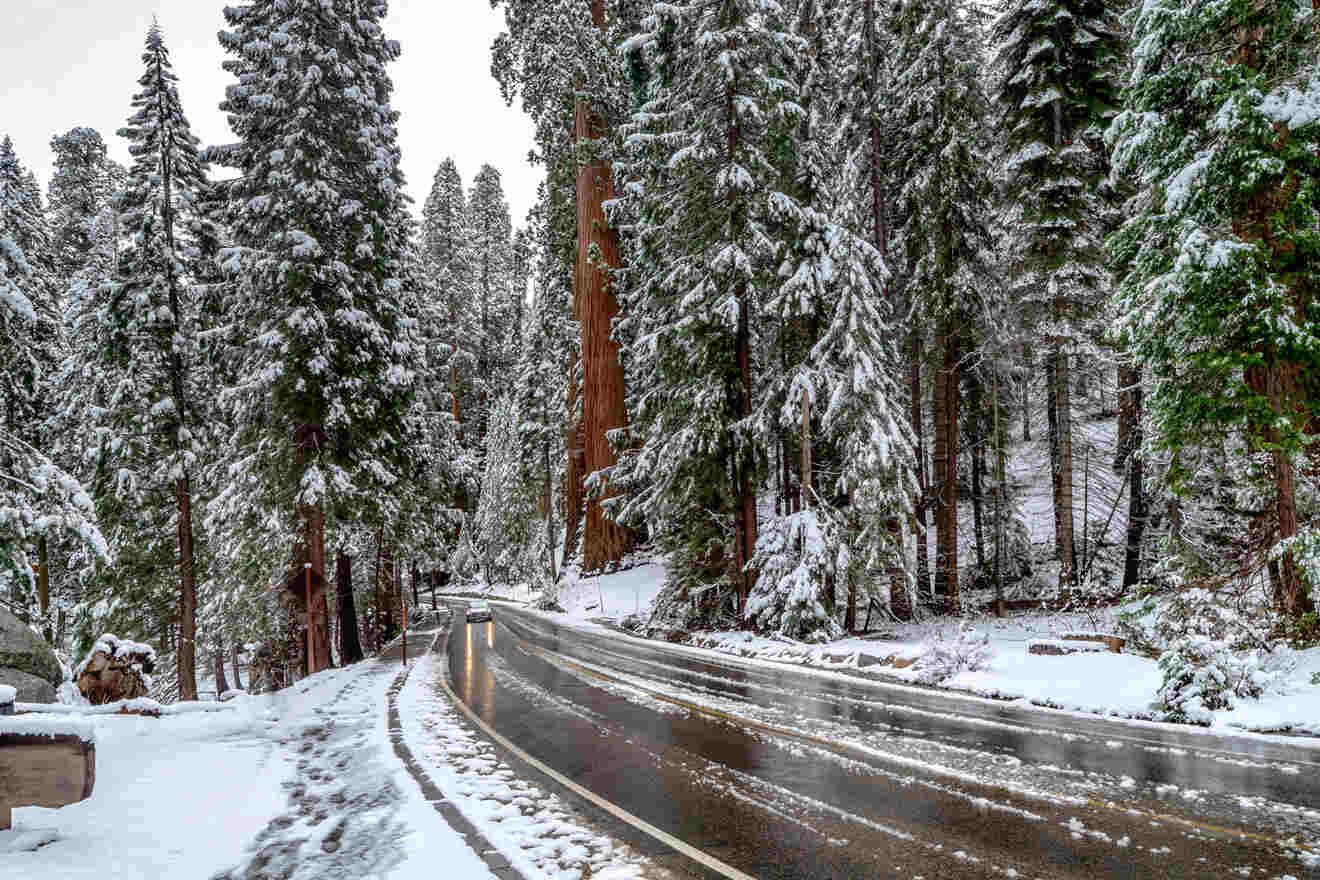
<box><xmin>466</xmin><ymin>599</ymin><xmax>492</xmax><ymax>623</ymax></box>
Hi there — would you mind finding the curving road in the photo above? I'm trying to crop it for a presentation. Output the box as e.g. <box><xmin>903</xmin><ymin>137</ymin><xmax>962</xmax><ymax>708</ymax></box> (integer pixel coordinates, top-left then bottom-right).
<box><xmin>441</xmin><ymin>602</ymin><xmax>1320</xmax><ymax>879</ymax></box>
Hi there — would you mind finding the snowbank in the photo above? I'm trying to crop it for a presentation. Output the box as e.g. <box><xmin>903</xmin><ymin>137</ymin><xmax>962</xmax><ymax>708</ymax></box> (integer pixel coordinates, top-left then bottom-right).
<box><xmin>14</xmin><ymin>697</ymin><xmax>237</xmax><ymax>717</ymax></box>
<box><xmin>472</xmin><ymin>558</ymin><xmax>668</xmax><ymax>624</ymax></box>
<box><xmin>0</xmin><ymin>715</ymin><xmax>95</xmax><ymax>743</ymax></box>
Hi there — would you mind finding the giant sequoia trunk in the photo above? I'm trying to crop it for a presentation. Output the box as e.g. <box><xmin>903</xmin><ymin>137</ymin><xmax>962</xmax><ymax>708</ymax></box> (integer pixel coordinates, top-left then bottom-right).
<box><xmin>575</xmin><ymin>16</ymin><xmax>638</xmax><ymax>572</ymax></box>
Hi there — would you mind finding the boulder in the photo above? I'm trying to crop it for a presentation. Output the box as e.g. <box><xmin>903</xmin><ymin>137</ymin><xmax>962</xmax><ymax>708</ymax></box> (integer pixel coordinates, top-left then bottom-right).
<box><xmin>0</xmin><ymin>607</ymin><xmax>62</xmax><ymax>703</ymax></box>
<box><xmin>74</xmin><ymin>635</ymin><xmax>155</xmax><ymax>705</ymax></box>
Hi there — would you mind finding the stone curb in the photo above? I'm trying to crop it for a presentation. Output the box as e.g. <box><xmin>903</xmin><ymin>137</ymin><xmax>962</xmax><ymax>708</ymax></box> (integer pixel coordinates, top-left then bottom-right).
<box><xmin>384</xmin><ymin>629</ymin><xmax>527</xmax><ymax>880</ymax></box>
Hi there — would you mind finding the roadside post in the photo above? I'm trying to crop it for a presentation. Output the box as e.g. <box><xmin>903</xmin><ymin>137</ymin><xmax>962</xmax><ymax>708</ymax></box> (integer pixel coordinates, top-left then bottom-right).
<box><xmin>304</xmin><ymin>562</ymin><xmax>312</xmax><ymax>675</ymax></box>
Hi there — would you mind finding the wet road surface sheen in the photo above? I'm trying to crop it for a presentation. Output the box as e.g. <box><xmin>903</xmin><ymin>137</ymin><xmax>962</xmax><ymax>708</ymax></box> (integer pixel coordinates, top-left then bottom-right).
<box><xmin>444</xmin><ymin>605</ymin><xmax>1320</xmax><ymax>879</ymax></box>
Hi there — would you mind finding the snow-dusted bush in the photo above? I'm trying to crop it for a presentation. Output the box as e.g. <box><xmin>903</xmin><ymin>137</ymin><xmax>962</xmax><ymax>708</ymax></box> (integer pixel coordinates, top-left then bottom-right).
<box><xmin>745</xmin><ymin>510</ymin><xmax>843</xmax><ymax>643</ymax></box>
<box><xmin>1153</xmin><ymin>635</ymin><xmax>1286</xmax><ymax>724</ymax></box>
<box><xmin>1118</xmin><ymin>579</ymin><xmax>1281</xmax><ymax>659</ymax></box>
<box><xmin>913</xmin><ymin>622</ymin><xmax>993</xmax><ymax>685</ymax></box>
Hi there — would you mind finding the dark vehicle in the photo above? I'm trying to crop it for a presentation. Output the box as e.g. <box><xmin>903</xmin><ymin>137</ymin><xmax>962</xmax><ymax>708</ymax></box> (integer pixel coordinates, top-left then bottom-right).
<box><xmin>466</xmin><ymin>600</ymin><xmax>492</xmax><ymax>623</ymax></box>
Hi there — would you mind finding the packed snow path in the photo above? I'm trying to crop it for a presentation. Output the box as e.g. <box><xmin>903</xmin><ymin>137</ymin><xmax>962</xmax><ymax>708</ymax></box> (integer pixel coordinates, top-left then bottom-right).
<box><xmin>443</xmin><ymin>602</ymin><xmax>1320</xmax><ymax>879</ymax></box>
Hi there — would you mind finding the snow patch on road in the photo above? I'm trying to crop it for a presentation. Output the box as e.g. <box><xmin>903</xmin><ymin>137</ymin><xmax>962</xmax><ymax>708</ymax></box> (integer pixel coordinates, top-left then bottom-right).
<box><xmin>399</xmin><ymin>646</ymin><xmax>652</xmax><ymax>880</ymax></box>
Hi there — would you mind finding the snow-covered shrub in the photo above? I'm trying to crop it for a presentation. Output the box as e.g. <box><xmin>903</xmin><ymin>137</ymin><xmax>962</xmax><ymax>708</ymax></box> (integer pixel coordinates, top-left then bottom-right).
<box><xmin>1153</xmin><ymin>636</ymin><xmax>1286</xmax><ymax>724</ymax></box>
<box><xmin>913</xmin><ymin>622</ymin><xmax>993</xmax><ymax>685</ymax></box>
<box><xmin>1118</xmin><ymin>579</ymin><xmax>1281</xmax><ymax>659</ymax></box>
<box><xmin>745</xmin><ymin>510</ymin><xmax>843</xmax><ymax>643</ymax></box>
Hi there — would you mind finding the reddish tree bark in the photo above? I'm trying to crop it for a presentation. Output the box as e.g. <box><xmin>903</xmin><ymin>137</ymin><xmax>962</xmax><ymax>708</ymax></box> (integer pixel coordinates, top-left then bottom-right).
<box><xmin>934</xmin><ymin>330</ymin><xmax>960</xmax><ymax>612</ymax></box>
<box><xmin>577</xmin><ymin>1</ymin><xmax>638</xmax><ymax>573</ymax></box>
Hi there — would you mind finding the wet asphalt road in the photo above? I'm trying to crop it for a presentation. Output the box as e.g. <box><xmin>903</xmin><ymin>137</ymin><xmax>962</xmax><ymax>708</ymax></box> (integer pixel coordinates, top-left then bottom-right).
<box><xmin>442</xmin><ymin>603</ymin><xmax>1320</xmax><ymax>879</ymax></box>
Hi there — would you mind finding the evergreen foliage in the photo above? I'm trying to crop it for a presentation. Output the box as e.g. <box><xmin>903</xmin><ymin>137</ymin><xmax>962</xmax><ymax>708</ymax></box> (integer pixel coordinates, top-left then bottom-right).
<box><xmin>614</xmin><ymin>0</ymin><xmax>803</xmax><ymax>621</ymax></box>
<box><xmin>1108</xmin><ymin>0</ymin><xmax>1320</xmax><ymax>616</ymax></box>
<box><xmin>205</xmin><ymin>0</ymin><xmax>423</xmax><ymax>570</ymax></box>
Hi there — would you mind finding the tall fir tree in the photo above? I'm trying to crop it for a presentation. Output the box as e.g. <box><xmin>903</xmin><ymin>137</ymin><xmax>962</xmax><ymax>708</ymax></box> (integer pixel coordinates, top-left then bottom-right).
<box><xmin>47</xmin><ymin>127</ymin><xmax>116</xmax><ymax>284</ymax></box>
<box><xmin>465</xmin><ymin>163</ymin><xmax>515</xmax><ymax>452</ymax></box>
<box><xmin>614</xmin><ymin>0</ymin><xmax>804</xmax><ymax>623</ymax></box>
<box><xmin>887</xmin><ymin>0</ymin><xmax>999</xmax><ymax>612</ymax></box>
<box><xmin>992</xmin><ymin>0</ymin><xmax>1122</xmax><ymax>593</ymax></box>
<box><xmin>80</xmin><ymin>23</ymin><xmax>216</xmax><ymax>697</ymax></box>
<box><xmin>206</xmin><ymin>0</ymin><xmax>423</xmax><ymax>660</ymax></box>
<box><xmin>0</xmin><ymin>136</ymin><xmax>106</xmax><ymax>601</ymax></box>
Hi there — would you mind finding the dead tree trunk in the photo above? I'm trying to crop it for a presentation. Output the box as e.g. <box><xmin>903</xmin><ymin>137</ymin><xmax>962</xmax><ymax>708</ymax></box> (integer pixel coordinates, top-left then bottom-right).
<box><xmin>213</xmin><ymin>649</ymin><xmax>230</xmax><ymax>696</ymax></box>
<box><xmin>1121</xmin><ymin>367</ymin><xmax>1145</xmax><ymax>591</ymax></box>
<box><xmin>231</xmin><ymin>644</ymin><xmax>243</xmax><ymax>691</ymax></box>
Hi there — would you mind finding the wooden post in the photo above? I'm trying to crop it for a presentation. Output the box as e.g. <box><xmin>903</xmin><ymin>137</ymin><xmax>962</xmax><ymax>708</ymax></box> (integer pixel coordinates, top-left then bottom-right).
<box><xmin>304</xmin><ymin>562</ymin><xmax>312</xmax><ymax>676</ymax></box>
<box><xmin>400</xmin><ymin>575</ymin><xmax>407</xmax><ymax>665</ymax></box>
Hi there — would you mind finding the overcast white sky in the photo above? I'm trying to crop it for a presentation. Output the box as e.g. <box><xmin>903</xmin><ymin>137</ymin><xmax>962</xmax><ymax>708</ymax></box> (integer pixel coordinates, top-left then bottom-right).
<box><xmin>2</xmin><ymin>0</ymin><xmax>542</xmax><ymax>225</ymax></box>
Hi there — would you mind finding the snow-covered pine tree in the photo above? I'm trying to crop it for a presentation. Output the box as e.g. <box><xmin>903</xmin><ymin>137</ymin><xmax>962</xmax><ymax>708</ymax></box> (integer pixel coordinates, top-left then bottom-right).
<box><xmin>472</xmin><ymin>394</ymin><xmax>538</xmax><ymax>586</ymax></box>
<box><xmin>744</xmin><ymin>0</ymin><xmax>919</xmax><ymax>639</ymax></box>
<box><xmin>206</xmin><ymin>0</ymin><xmax>423</xmax><ymax>658</ymax></box>
<box><xmin>516</xmin><ymin>181</ymin><xmax>579</xmax><ymax>587</ymax></box>
<box><xmin>464</xmin><ymin>164</ymin><xmax>516</xmax><ymax>452</ymax></box>
<box><xmin>80</xmin><ymin>23</ymin><xmax>216</xmax><ymax>698</ymax></box>
<box><xmin>47</xmin><ymin>127</ymin><xmax>117</xmax><ymax>284</ymax></box>
<box><xmin>0</xmin><ymin>136</ymin><xmax>107</xmax><ymax>602</ymax></box>
<box><xmin>992</xmin><ymin>0</ymin><xmax>1122</xmax><ymax>593</ymax></box>
<box><xmin>614</xmin><ymin>0</ymin><xmax>804</xmax><ymax>626</ymax></box>
<box><xmin>887</xmin><ymin>0</ymin><xmax>999</xmax><ymax>612</ymax></box>
<box><xmin>1107</xmin><ymin>0</ymin><xmax>1320</xmax><ymax>621</ymax></box>
<box><xmin>421</xmin><ymin>158</ymin><xmax>476</xmax><ymax>466</ymax></box>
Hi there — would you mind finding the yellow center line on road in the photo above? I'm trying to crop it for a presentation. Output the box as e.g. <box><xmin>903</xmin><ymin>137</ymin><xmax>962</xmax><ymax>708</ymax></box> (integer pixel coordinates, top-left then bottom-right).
<box><xmin>516</xmin><ymin>636</ymin><xmax>1317</xmax><ymax>859</ymax></box>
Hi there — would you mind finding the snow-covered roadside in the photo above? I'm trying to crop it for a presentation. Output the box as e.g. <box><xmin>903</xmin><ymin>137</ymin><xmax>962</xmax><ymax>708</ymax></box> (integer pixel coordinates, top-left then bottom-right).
<box><xmin>477</xmin><ymin>559</ymin><xmax>667</xmax><ymax>623</ymax></box>
<box><xmin>482</xmin><ymin>558</ymin><xmax>1320</xmax><ymax>739</ymax></box>
<box><xmin>4</xmin><ymin>635</ymin><xmax>497</xmax><ymax>879</ymax></box>
<box><xmin>678</xmin><ymin>618</ymin><xmax>1320</xmax><ymax>736</ymax></box>
<box><xmin>4</xmin><ymin>690</ymin><xmax>286</xmax><ymax>874</ymax></box>
<box><xmin>397</xmin><ymin>643</ymin><xmax>651</xmax><ymax>880</ymax></box>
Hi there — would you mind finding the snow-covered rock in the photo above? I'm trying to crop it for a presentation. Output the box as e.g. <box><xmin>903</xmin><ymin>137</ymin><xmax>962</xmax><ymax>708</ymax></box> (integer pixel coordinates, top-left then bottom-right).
<box><xmin>0</xmin><ymin>607</ymin><xmax>62</xmax><ymax>703</ymax></box>
<box><xmin>73</xmin><ymin>635</ymin><xmax>156</xmax><ymax>705</ymax></box>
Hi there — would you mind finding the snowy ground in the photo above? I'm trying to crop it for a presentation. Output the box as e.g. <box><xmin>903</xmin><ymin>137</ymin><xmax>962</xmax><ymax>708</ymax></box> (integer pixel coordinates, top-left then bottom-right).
<box><xmin>398</xmin><ymin>642</ymin><xmax>657</xmax><ymax>880</ymax></box>
<box><xmin>490</xmin><ymin>558</ymin><xmax>1320</xmax><ymax>738</ymax></box>
<box><xmin>3</xmin><ymin>632</ymin><xmax>495</xmax><ymax>879</ymax></box>
<box><xmin>478</xmin><ymin>559</ymin><xmax>666</xmax><ymax>624</ymax></box>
